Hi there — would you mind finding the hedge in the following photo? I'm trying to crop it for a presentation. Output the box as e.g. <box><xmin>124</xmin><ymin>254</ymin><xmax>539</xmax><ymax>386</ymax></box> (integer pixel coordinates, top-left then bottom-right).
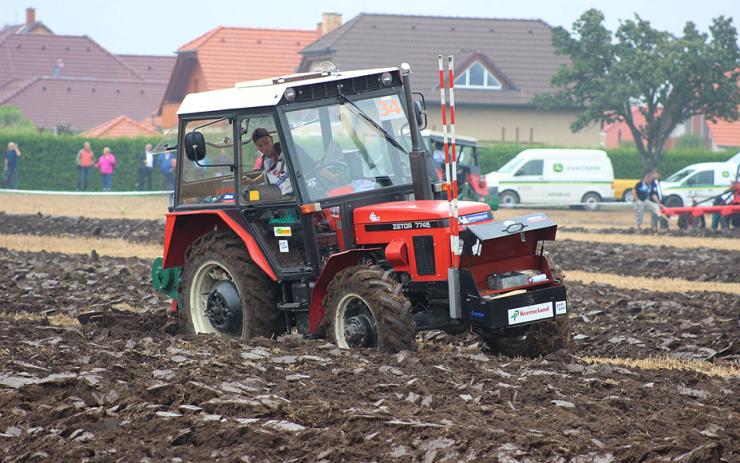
<box><xmin>478</xmin><ymin>143</ymin><xmax>737</xmax><ymax>179</ymax></box>
<box><xmin>1</xmin><ymin>131</ymin><xmax>164</xmax><ymax>191</ymax></box>
<box><xmin>1</xmin><ymin>131</ymin><xmax>737</xmax><ymax>190</ymax></box>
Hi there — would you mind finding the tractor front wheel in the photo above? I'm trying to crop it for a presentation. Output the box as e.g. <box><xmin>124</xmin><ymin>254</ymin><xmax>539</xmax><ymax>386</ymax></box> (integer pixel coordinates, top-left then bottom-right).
<box><xmin>180</xmin><ymin>231</ymin><xmax>283</xmax><ymax>340</ymax></box>
<box><xmin>322</xmin><ymin>265</ymin><xmax>416</xmax><ymax>353</ymax></box>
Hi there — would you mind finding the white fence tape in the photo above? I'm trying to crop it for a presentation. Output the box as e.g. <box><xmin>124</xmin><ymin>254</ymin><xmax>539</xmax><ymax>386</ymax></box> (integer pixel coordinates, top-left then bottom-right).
<box><xmin>0</xmin><ymin>189</ymin><xmax>171</xmax><ymax>196</ymax></box>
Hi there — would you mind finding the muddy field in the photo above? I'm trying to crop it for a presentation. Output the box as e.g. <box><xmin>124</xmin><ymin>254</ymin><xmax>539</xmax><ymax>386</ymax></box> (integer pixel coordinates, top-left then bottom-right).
<box><xmin>0</xmin><ymin>214</ymin><xmax>739</xmax><ymax>461</ymax></box>
<box><xmin>2</xmin><ymin>212</ymin><xmax>739</xmax><ymax>284</ymax></box>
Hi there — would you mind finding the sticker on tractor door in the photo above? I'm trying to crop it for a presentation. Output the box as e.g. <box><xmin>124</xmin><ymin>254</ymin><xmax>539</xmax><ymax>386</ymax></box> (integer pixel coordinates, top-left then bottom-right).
<box><xmin>273</xmin><ymin>226</ymin><xmax>292</xmax><ymax>237</ymax></box>
<box><xmin>507</xmin><ymin>302</ymin><xmax>554</xmax><ymax>325</ymax></box>
<box><xmin>555</xmin><ymin>300</ymin><xmax>567</xmax><ymax>315</ymax></box>
<box><xmin>278</xmin><ymin>240</ymin><xmax>289</xmax><ymax>253</ymax></box>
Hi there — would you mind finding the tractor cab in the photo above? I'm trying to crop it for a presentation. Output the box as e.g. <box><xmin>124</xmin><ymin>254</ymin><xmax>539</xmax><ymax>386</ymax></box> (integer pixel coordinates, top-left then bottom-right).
<box><xmin>154</xmin><ymin>65</ymin><xmax>569</xmax><ymax>356</ymax></box>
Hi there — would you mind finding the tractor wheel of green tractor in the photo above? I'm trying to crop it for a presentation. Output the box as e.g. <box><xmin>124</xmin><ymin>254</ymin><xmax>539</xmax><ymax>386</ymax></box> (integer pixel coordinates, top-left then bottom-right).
<box><xmin>180</xmin><ymin>230</ymin><xmax>283</xmax><ymax>340</ymax></box>
<box><xmin>322</xmin><ymin>265</ymin><xmax>416</xmax><ymax>353</ymax></box>
<box><xmin>481</xmin><ymin>254</ymin><xmax>570</xmax><ymax>357</ymax></box>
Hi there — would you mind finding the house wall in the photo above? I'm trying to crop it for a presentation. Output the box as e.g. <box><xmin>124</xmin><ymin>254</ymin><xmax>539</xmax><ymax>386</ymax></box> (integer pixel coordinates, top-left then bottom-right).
<box><xmin>426</xmin><ymin>106</ymin><xmax>600</xmax><ymax>147</ymax></box>
<box><xmin>161</xmin><ymin>62</ymin><xmax>207</xmax><ymax>128</ymax></box>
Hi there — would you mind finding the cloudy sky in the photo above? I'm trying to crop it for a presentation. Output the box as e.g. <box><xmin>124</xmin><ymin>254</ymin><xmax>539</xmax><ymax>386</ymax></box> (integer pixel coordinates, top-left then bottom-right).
<box><xmin>2</xmin><ymin>0</ymin><xmax>737</xmax><ymax>56</ymax></box>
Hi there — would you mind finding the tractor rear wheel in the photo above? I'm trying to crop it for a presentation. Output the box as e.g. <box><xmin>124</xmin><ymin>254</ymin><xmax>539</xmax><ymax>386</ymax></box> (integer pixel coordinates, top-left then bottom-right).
<box><xmin>481</xmin><ymin>254</ymin><xmax>570</xmax><ymax>357</ymax></box>
<box><xmin>322</xmin><ymin>265</ymin><xmax>416</xmax><ymax>353</ymax></box>
<box><xmin>180</xmin><ymin>230</ymin><xmax>283</xmax><ymax>340</ymax></box>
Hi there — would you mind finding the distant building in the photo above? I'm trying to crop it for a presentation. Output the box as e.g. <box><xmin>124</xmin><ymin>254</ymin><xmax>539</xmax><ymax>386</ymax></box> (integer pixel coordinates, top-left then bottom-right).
<box><xmin>159</xmin><ymin>14</ymin><xmax>340</xmax><ymax>127</ymax></box>
<box><xmin>298</xmin><ymin>13</ymin><xmax>600</xmax><ymax>146</ymax></box>
<box><xmin>0</xmin><ymin>8</ymin><xmax>174</xmax><ymax>132</ymax></box>
<box><xmin>602</xmin><ymin>107</ymin><xmax>740</xmax><ymax>152</ymax></box>
<box><xmin>81</xmin><ymin>115</ymin><xmax>160</xmax><ymax>139</ymax></box>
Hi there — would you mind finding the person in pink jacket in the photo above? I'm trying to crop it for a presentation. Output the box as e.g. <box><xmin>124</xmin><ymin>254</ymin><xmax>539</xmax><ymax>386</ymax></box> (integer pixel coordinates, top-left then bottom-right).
<box><xmin>95</xmin><ymin>147</ymin><xmax>117</xmax><ymax>191</ymax></box>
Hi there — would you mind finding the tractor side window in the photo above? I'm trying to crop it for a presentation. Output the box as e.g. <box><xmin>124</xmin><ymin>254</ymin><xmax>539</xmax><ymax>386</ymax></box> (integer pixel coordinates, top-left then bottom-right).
<box><xmin>239</xmin><ymin>115</ymin><xmax>295</xmax><ymax>203</ymax></box>
<box><xmin>515</xmin><ymin>159</ymin><xmax>543</xmax><ymax>176</ymax></box>
<box><xmin>685</xmin><ymin>170</ymin><xmax>714</xmax><ymax>186</ymax></box>
<box><xmin>179</xmin><ymin>118</ymin><xmax>235</xmax><ymax>205</ymax></box>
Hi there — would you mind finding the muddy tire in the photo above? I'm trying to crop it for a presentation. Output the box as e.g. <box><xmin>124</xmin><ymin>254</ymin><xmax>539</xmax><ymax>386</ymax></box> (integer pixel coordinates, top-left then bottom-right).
<box><xmin>482</xmin><ymin>254</ymin><xmax>570</xmax><ymax>357</ymax></box>
<box><xmin>322</xmin><ymin>265</ymin><xmax>416</xmax><ymax>353</ymax></box>
<box><xmin>180</xmin><ymin>230</ymin><xmax>283</xmax><ymax>340</ymax></box>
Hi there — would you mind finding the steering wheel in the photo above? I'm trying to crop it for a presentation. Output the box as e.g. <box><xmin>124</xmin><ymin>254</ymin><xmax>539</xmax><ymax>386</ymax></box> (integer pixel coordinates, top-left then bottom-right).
<box><xmin>305</xmin><ymin>162</ymin><xmax>350</xmax><ymax>187</ymax></box>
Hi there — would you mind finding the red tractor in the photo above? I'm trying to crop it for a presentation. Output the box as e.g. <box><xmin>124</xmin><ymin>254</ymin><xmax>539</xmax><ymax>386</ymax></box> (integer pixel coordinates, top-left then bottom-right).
<box><xmin>151</xmin><ymin>65</ymin><xmax>569</xmax><ymax>355</ymax></box>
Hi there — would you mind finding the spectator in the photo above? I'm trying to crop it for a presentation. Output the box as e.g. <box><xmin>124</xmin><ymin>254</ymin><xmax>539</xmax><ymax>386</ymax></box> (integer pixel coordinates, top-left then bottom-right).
<box><xmin>138</xmin><ymin>143</ymin><xmax>154</xmax><ymax>190</ymax></box>
<box><xmin>76</xmin><ymin>142</ymin><xmax>95</xmax><ymax>191</ymax></box>
<box><xmin>95</xmin><ymin>147</ymin><xmax>117</xmax><ymax>191</ymax></box>
<box><xmin>158</xmin><ymin>150</ymin><xmax>176</xmax><ymax>190</ymax></box>
<box><xmin>3</xmin><ymin>142</ymin><xmax>21</xmax><ymax>189</ymax></box>
<box><xmin>633</xmin><ymin>169</ymin><xmax>665</xmax><ymax>231</ymax></box>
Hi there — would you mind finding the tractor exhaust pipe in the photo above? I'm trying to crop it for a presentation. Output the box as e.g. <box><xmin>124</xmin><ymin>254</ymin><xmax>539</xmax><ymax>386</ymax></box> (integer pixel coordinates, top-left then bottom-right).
<box><xmin>401</xmin><ymin>63</ymin><xmax>434</xmax><ymax>201</ymax></box>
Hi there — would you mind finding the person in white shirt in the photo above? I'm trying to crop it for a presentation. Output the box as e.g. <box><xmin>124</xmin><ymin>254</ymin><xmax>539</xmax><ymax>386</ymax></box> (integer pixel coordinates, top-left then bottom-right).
<box><xmin>138</xmin><ymin>143</ymin><xmax>154</xmax><ymax>190</ymax></box>
<box><xmin>244</xmin><ymin>128</ymin><xmax>293</xmax><ymax>197</ymax></box>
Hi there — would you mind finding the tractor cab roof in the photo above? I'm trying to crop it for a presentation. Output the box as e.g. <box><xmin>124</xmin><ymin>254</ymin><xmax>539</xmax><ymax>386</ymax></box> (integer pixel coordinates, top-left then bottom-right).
<box><xmin>178</xmin><ymin>67</ymin><xmax>399</xmax><ymax>116</ymax></box>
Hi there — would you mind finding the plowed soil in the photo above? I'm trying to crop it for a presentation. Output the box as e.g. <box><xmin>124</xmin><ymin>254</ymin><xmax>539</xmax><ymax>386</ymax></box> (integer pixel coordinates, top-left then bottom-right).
<box><xmin>0</xmin><ymin>246</ymin><xmax>738</xmax><ymax>461</ymax></box>
<box><xmin>3</xmin><ymin>212</ymin><xmax>739</xmax><ymax>283</ymax></box>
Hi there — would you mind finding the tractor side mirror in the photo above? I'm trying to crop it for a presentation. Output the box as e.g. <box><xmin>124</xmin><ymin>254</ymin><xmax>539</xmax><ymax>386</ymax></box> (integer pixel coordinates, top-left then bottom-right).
<box><xmin>412</xmin><ymin>92</ymin><xmax>427</xmax><ymax>130</ymax></box>
<box><xmin>184</xmin><ymin>131</ymin><xmax>207</xmax><ymax>162</ymax></box>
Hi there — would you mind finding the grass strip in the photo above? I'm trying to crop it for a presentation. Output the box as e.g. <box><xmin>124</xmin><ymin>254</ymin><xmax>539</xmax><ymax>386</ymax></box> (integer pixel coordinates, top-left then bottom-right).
<box><xmin>567</xmin><ymin>270</ymin><xmax>740</xmax><ymax>295</ymax></box>
<box><xmin>558</xmin><ymin>231</ymin><xmax>740</xmax><ymax>251</ymax></box>
<box><xmin>0</xmin><ymin>233</ymin><xmax>161</xmax><ymax>259</ymax></box>
<box><xmin>579</xmin><ymin>355</ymin><xmax>739</xmax><ymax>379</ymax></box>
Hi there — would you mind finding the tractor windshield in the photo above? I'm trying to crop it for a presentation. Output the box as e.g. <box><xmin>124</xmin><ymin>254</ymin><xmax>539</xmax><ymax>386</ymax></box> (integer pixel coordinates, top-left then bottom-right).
<box><xmin>286</xmin><ymin>94</ymin><xmax>413</xmax><ymax>201</ymax></box>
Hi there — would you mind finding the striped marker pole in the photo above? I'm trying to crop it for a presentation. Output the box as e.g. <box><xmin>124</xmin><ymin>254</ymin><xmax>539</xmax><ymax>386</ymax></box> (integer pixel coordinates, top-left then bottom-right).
<box><xmin>447</xmin><ymin>55</ymin><xmax>460</xmax><ymax>267</ymax></box>
<box><xmin>437</xmin><ymin>56</ymin><xmax>453</xmax><ymax>209</ymax></box>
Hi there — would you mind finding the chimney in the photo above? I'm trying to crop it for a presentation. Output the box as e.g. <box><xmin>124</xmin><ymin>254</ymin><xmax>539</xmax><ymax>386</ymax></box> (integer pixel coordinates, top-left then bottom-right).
<box><xmin>321</xmin><ymin>13</ymin><xmax>342</xmax><ymax>35</ymax></box>
<box><xmin>26</xmin><ymin>8</ymin><xmax>36</xmax><ymax>26</ymax></box>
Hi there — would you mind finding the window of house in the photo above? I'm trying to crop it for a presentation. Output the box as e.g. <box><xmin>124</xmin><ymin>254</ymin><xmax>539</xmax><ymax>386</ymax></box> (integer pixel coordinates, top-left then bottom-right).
<box><xmin>454</xmin><ymin>61</ymin><xmax>502</xmax><ymax>89</ymax></box>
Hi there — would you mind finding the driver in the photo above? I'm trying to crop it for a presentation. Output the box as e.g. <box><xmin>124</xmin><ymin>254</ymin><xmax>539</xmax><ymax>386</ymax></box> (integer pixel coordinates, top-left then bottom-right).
<box><xmin>244</xmin><ymin>128</ymin><xmax>293</xmax><ymax>196</ymax></box>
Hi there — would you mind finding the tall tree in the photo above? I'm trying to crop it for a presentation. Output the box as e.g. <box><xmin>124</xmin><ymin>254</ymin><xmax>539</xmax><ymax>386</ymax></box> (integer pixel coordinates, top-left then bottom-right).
<box><xmin>534</xmin><ymin>9</ymin><xmax>740</xmax><ymax>173</ymax></box>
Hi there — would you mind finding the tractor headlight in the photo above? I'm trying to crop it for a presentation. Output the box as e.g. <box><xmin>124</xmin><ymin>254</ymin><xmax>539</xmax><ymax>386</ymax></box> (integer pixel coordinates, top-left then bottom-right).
<box><xmin>380</xmin><ymin>72</ymin><xmax>393</xmax><ymax>86</ymax></box>
<box><xmin>284</xmin><ymin>87</ymin><xmax>296</xmax><ymax>102</ymax></box>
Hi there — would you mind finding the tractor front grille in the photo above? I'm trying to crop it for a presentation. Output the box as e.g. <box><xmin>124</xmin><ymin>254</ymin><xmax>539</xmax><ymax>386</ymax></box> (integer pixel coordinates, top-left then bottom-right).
<box><xmin>413</xmin><ymin>235</ymin><xmax>436</xmax><ymax>276</ymax></box>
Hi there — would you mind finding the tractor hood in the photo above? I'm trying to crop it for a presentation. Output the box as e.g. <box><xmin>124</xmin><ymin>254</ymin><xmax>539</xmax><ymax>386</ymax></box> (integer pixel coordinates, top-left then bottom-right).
<box><xmin>354</xmin><ymin>200</ymin><xmax>490</xmax><ymax>226</ymax></box>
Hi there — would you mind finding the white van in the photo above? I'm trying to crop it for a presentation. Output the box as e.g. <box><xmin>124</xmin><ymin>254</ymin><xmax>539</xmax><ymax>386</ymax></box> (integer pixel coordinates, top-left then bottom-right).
<box><xmin>485</xmin><ymin>149</ymin><xmax>615</xmax><ymax>210</ymax></box>
<box><xmin>661</xmin><ymin>162</ymin><xmax>738</xmax><ymax>207</ymax></box>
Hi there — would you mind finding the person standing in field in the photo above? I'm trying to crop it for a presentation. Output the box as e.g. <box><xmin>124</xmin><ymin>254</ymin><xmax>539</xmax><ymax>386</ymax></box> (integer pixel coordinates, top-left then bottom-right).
<box><xmin>76</xmin><ymin>141</ymin><xmax>95</xmax><ymax>191</ymax></box>
<box><xmin>633</xmin><ymin>169</ymin><xmax>665</xmax><ymax>231</ymax></box>
<box><xmin>95</xmin><ymin>147</ymin><xmax>117</xmax><ymax>191</ymax></box>
<box><xmin>158</xmin><ymin>150</ymin><xmax>176</xmax><ymax>190</ymax></box>
<box><xmin>138</xmin><ymin>143</ymin><xmax>154</xmax><ymax>190</ymax></box>
<box><xmin>3</xmin><ymin>142</ymin><xmax>21</xmax><ymax>189</ymax></box>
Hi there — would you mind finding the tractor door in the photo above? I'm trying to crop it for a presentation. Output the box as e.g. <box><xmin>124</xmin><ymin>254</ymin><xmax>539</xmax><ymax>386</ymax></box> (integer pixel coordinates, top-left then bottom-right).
<box><xmin>237</xmin><ymin>114</ymin><xmax>310</xmax><ymax>275</ymax></box>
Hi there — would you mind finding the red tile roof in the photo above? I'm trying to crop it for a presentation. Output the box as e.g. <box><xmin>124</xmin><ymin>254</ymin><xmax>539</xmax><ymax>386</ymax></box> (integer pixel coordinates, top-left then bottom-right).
<box><xmin>708</xmin><ymin>116</ymin><xmax>740</xmax><ymax>148</ymax></box>
<box><xmin>82</xmin><ymin>115</ymin><xmax>160</xmax><ymax>138</ymax></box>
<box><xmin>118</xmin><ymin>54</ymin><xmax>176</xmax><ymax>82</ymax></box>
<box><xmin>1</xmin><ymin>77</ymin><xmax>166</xmax><ymax>130</ymax></box>
<box><xmin>177</xmin><ymin>26</ymin><xmax>320</xmax><ymax>90</ymax></box>
<box><xmin>0</xmin><ymin>33</ymin><xmax>142</xmax><ymax>86</ymax></box>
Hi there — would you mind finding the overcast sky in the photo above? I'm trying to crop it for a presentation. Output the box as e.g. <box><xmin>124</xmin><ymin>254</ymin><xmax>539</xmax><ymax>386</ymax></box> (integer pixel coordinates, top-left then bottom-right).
<box><xmin>2</xmin><ymin>0</ymin><xmax>737</xmax><ymax>56</ymax></box>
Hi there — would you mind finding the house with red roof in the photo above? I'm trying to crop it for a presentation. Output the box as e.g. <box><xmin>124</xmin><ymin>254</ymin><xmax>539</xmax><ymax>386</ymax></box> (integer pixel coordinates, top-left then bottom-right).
<box><xmin>81</xmin><ymin>115</ymin><xmax>160</xmax><ymax>139</ymax></box>
<box><xmin>0</xmin><ymin>8</ymin><xmax>174</xmax><ymax>132</ymax></box>
<box><xmin>603</xmin><ymin>107</ymin><xmax>740</xmax><ymax>152</ymax></box>
<box><xmin>159</xmin><ymin>14</ymin><xmax>339</xmax><ymax>127</ymax></box>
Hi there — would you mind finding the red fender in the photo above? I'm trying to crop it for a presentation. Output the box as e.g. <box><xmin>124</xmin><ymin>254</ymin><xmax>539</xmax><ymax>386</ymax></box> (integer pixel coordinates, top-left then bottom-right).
<box><xmin>162</xmin><ymin>210</ymin><xmax>277</xmax><ymax>281</ymax></box>
<box><xmin>308</xmin><ymin>247</ymin><xmax>381</xmax><ymax>334</ymax></box>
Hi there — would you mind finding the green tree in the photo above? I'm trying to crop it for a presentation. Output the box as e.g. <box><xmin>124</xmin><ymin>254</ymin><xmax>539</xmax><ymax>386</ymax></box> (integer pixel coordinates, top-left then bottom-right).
<box><xmin>0</xmin><ymin>106</ymin><xmax>36</xmax><ymax>132</ymax></box>
<box><xmin>534</xmin><ymin>9</ymin><xmax>740</xmax><ymax>173</ymax></box>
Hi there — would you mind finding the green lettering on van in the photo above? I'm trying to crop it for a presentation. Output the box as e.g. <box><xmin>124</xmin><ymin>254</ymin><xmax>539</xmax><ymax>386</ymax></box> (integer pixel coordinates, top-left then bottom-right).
<box><xmin>722</xmin><ymin>171</ymin><xmax>730</xmax><ymax>178</ymax></box>
<box><xmin>553</xmin><ymin>163</ymin><xmax>563</xmax><ymax>173</ymax></box>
